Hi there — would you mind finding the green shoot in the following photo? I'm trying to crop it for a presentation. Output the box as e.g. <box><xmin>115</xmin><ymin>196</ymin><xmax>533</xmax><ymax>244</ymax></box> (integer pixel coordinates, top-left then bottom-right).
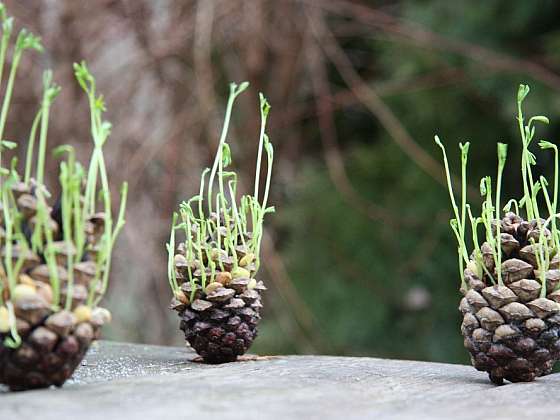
<box><xmin>36</xmin><ymin>71</ymin><xmax>61</xmax><ymax>185</ymax></box>
<box><xmin>23</xmin><ymin>109</ymin><xmax>42</xmax><ymax>185</ymax></box>
<box><xmin>167</xmin><ymin>213</ymin><xmax>179</xmax><ymax>294</ymax></box>
<box><xmin>495</xmin><ymin>143</ymin><xmax>508</xmax><ymax>285</ymax></box>
<box><xmin>437</xmin><ymin>85</ymin><xmax>558</xmax><ymax>293</ymax></box>
<box><xmin>207</xmin><ymin>82</ymin><xmax>249</xmax><ymax>216</ymax></box>
<box><xmin>0</xmin><ymin>7</ymin><xmax>13</xmax><ymax>98</ymax></box>
<box><xmin>167</xmin><ymin>83</ymin><xmax>274</xmax><ymax>299</ymax></box>
<box><xmin>434</xmin><ymin>136</ymin><xmax>469</xmax><ymax>284</ymax></box>
<box><xmin>0</xmin><ymin>7</ymin><xmax>127</xmax><ymax>341</ymax></box>
<box><xmin>3</xmin><ymin>301</ymin><xmax>21</xmax><ymax>349</ymax></box>
<box><xmin>1</xmin><ymin>180</ymin><xmax>16</xmax><ymax>296</ymax></box>
<box><xmin>35</xmin><ymin>188</ymin><xmax>61</xmax><ymax>308</ymax></box>
<box><xmin>0</xmin><ymin>28</ymin><xmax>42</xmax><ymax>169</ymax></box>
<box><xmin>254</xmin><ymin>93</ymin><xmax>271</xmax><ymax>201</ymax></box>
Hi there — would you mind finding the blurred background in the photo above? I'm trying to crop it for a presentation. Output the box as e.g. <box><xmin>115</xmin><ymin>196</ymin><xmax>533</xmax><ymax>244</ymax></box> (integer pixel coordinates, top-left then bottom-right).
<box><xmin>4</xmin><ymin>0</ymin><xmax>560</xmax><ymax>364</ymax></box>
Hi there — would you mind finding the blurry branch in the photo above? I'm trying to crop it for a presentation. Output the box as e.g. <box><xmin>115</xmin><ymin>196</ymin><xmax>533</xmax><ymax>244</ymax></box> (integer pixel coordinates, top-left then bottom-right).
<box><xmin>272</xmin><ymin>67</ymin><xmax>466</xmax><ymax>133</ymax></box>
<box><xmin>315</xmin><ymin>0</ymin><xmax>560</xmax><ymax>91</ymax></box>
<box><xmin>306</xmin><ymin>31</ymin><xmax>403</xmax><ymax>227</ymax></box>
<box><xmin>306</xmin><ymin>5</ymin><xmax>478</xmax><ymax>198</ymax></box>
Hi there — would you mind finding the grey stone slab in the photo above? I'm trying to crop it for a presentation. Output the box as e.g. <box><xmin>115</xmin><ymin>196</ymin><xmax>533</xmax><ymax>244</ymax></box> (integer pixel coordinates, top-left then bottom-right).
<box><xmin>1</xmin><ymin>341</ymin><xmax>559</xmax><ymax>420</ymax></box>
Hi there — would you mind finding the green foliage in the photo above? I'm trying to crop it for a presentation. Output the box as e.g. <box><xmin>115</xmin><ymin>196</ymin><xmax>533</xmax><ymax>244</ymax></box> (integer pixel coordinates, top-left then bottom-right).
<box><xmin>167</xmin><ymin>83</ymin><xmax>274</xmax><ymax>293</ymax></box>
<box><xmin>0</xmin><ymin>4</ymin><xmax>127</xmax><ymax>347</ymax></box>
<box><xmin>437</xmin><ymin>85</ymin><xmax>557</xmax><ymax>296</ymax></box>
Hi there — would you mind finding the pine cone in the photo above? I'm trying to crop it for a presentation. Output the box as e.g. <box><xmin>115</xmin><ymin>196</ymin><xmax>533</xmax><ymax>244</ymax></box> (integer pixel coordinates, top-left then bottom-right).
<box><xmin>167</xmin><ymin>82</ymin><xmax>273</xmax><ymax>364</ymax></box>
<box><xmin>0</xmin><ymin>311</ymin><xmax>100</xmax><ymax>391</ymax></box>
<box><xmin>1</xmin><ymin>182</ymin><xmax>111</xmax><ymax>390</ymax></box>
<box><xmin>461</xmin><ymin>212</ymin><xmax>560</xmax><ymax>384</ymax></box>
<box><xmin>171</xmin><ymin>246</ymin><xmax>266</xmax><ymax>363</ymax></box>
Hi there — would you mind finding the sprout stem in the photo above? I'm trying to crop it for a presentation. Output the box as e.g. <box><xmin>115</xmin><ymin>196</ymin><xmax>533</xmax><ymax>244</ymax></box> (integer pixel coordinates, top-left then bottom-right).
<box><xmin>24</xmin><ymin>109</ymin><xmax>42</xmax><ymax>185</ymax></box>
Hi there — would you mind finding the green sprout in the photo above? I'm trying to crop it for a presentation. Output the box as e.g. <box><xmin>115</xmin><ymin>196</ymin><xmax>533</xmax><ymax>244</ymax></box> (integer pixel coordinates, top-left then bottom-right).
<box><xmin>0</xmin><ymin>6</ymin><xmax>127</xmax><ymax>352</ymax></box>
<box><xmin>167</xmin><ymin>213</ymin><xmax>180</xmax><ymax>294</ymax></box>
<box><xmin>36</xmin><ymin>70</ymin><xmax>61</xmax><ymax>185</ymax></box>
<box><xmin>0</xmin><ymin>26</ymin><xmax>42</xmax><ymax>169</ymax></box>
<box><xmin>436</xmin><ymin>84</ymin><xmax>558</xmax><ymax>295</ymax></box>
<box><xmin>3</xmin><ymin>302</ymin><xmax>20</xmax><ymax>349</ymax></box>
<box><xmin>1</xmin><ymin>179</ymin><xmax>17</xmax><ymax>297</ymax></box>
<box><xmin>167</xmin><ymin>82</ymin><xmax>274</xmax><ymax>298</ymax></box>
<box><xmin>494</xmin><ymin>143</ymin><xmax>508</xmax><ymax>285</ymax></box>
<box><xmin>435</xmin><ymin>136</ymin><xmax>469</xmax><ymax>288</ymax></box>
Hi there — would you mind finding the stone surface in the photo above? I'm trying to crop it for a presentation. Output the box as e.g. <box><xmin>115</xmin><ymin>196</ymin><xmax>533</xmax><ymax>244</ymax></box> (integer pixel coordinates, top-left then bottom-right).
<box><xmin>2</xmin><ymin>341</ymin><xmax>560</xmax><ymax>419</ymax></box>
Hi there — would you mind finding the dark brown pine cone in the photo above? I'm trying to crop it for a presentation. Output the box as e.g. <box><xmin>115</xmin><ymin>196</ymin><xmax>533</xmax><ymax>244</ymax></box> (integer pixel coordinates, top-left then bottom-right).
<box><xmin>1</xmin><ymin>181</ymin><xmax>111</xmax><ymax>391</ymax></box>
<box><xmin>172</xmin><ymin>274</ymin><xmax>266</xmax><ymax>364</ymax></box>
<box><xmin>460</xmin><ymin>212</ymin><xmax>560</xmax><ymax>384</ymax></box>
<box><xmin>0</xmin><ymin>310</ymin><xmax>100</xmax><ymax>391</ymax></box>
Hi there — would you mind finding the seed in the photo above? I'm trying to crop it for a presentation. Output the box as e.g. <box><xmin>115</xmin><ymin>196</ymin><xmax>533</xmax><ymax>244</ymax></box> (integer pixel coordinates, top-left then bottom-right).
<box><xmin>18</xmin><ymin>274</ymin><xmax>35</xmax><ymax>287</ymax></box>
<box><xmin>210</xmin><ymin>248</ymin><xmax>221</xmax><ymax>261</ymax></box>
<box><xmin>35</xmin><ymin>282</ymin><xmax>54</xmax><ymax>305</ymax></box>
<box><xmin>216</xmin><ymin>271</ymin><xmax>232</xmax><ymax>286</ymax></box>
<box><xmin>169</xmin><ymin>297</ymin><xmax>186</xmax><ymax>311</ymax></box>
<box><xmin>205</xmin><ymin>282</ymin><xmax>223</xmax><ymax>295</ymax></box>
<box><xmin>0</xmin><ymin>307</ymin><xmax>9</xmax><ymax>333</ymax></box>
<box><xmin>174</xmin><ymin>290</ymin><xmax>189</xmax><ymax>304</ymax></box>
<box><xmin>239</xmin><ymin>253</ymin><xmax>255</xmax><ymax>267</ymax></box>
<box><xmin>174</xmin><ymin>254</ymin><xmax>188</xmax><ymax>270</ymax></box>
<box><xmin>13</xmin><ymin>284</ymin><xmax>37</xmax><ymax>303</ymax></box>
<box><xmin>73</xmin><ymin>305</ymin><xmax>92</xmax><ymax>323</ymax></box>
<box><xmin>231</xmin><ymin>267</ymin><xmax>250</xmax><ymax>279</ymax></box>
<box><xmin>466</xmin><ymin>260</ymin><xmax>479</xmax><ymax>277</ymax></box>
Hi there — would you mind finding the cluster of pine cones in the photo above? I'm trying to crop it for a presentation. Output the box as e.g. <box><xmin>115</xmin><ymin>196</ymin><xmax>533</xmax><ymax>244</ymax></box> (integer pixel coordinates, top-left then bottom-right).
<box><xmin>0</xmin><ymin>180</ymin><xmax>111</xmax><ymax>390</ymax></box>
<box><xmin>460</xmin><ymin>212</ymin><xmax>560</xmax><ymax>384</ymax></box>
<box><xmin>169</xmin><ymin>216</ymin><xmax>266</xmax><ymax>363</ymax></box>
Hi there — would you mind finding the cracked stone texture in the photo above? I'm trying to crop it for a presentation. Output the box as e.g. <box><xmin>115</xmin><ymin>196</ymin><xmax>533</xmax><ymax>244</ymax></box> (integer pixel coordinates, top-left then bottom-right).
<box><xmin>2</xmin><ymin>341</ymin><xmax>560</xmax><ymax>420</ymax></box>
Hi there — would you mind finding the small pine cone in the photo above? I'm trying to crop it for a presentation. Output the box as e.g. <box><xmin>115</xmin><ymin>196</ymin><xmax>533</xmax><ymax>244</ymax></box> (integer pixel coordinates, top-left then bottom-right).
<box><xmin>461</xmin><ymin>213</ymin><xmax>560</xmax><ymax>384</ymax></box>
<box><xmin>174</xmin><ymin>277</ymin><xmax>266</xmax><ymax>363</ymax></box>
<box><xmin>0</xmin><ymin>310</ymin><xmax>99</xmax><ymax>391</ymax></box>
